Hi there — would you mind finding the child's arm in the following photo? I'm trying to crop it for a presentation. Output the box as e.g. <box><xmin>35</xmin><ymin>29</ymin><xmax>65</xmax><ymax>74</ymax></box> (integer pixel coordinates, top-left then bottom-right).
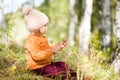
<box><xmin>27</xmin><ymin>47</ymin><xmax>54</xmax><ymax>61</ymax></box>
<box><xmin>25</xmin><ymin>37</ymin><xmax>67</xmax><ymax>61</ymax></box>
<box><xmin>28</xmin><ymin>39</ymin><xmax>67</xmax><ymax>61</ymax></box>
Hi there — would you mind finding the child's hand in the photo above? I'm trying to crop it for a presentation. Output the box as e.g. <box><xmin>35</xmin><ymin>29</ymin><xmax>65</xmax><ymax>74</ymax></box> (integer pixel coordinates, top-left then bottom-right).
<box><xmin>52</xmin><ymin>39</ymin><xmax>67</xmax><ymax>53</ymax></box>
<box><xmin>59</xmin><ymin>39</ymin><xmax>67</xmax><ymax>48</ymax></box>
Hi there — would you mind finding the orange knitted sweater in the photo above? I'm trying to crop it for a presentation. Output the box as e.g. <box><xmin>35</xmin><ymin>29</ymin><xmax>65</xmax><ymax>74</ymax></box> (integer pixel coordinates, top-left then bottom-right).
<box><xmin>24</xmin><ymin>33</ymin><xmax>54</xmax><ymax>70</ymax></box>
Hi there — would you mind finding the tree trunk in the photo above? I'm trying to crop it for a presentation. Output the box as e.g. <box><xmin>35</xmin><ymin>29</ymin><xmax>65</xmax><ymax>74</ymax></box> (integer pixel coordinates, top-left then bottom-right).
<box><xmin>68</xmin><ymin>0</ymin><xmax>78</xmax><ymax>46</ymax></box>
<box><xmin>79</xmin><ymin>0</ymin><xmax>93</xmax><ymax>55</ymax></box>
<box><xmin>112</xmin><ymin>0</ymin><xmax>120</xmax><ymax>73</ymax></box>
<box><xmin>101</xmin><ymin>0</ymin><xmax>112</xmax><ymax>48</ymax></box>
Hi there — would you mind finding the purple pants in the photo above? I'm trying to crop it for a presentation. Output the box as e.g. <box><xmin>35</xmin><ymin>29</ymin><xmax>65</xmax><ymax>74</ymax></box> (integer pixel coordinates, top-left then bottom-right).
<box><xmin>32</xmin><ymin>61</ymin><xmax>76</xmax><ymax>80</ymax></box>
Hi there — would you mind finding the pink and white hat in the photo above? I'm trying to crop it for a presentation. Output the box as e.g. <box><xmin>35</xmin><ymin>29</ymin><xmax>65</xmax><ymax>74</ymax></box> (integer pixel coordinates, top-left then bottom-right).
<box><xmin>23</xmin><ymin>5</ymin><xmax>49</xmax><ymax>32</ymax></box>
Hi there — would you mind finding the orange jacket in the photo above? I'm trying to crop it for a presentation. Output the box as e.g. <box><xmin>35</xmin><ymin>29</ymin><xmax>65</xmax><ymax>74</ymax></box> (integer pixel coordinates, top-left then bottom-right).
<box><xmin>24</xmin><ymin>33</ymin><xmax>54</xmax><ymax>70</ymax></box>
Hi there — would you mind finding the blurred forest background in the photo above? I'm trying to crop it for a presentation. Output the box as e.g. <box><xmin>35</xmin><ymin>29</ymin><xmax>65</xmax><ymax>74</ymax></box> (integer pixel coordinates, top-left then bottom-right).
<box><xmin>1</xmin><ymin>0</ymin><xmax>120</xmax><ymax>80</ymax></box>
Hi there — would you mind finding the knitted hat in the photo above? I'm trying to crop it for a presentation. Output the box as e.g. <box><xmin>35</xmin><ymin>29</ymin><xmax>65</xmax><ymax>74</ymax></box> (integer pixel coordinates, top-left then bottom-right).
<box><xmin>23</xmin><ymin>5</ymin><xmax>49</xmax><ymax>32</ymax></box>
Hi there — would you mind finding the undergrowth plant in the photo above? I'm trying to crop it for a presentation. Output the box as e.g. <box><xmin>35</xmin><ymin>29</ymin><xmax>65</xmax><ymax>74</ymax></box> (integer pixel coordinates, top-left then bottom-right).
<box><xmin>0</xmin><ymin>38</ymin><xmax>120</xmax><ymax>80</ymax></box>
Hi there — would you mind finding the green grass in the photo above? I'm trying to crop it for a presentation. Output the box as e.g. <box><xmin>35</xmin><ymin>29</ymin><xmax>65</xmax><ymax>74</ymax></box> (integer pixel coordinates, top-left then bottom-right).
<box><xmin>0</xmin><ymin>45</ymin><xmax>120</xmax><ymax>80</ymax></box>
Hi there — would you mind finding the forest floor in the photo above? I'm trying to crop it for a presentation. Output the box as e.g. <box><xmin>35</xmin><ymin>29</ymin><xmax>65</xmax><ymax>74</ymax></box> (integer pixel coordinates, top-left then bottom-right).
<box><xmin>0</xmin><ymin>46</ymin><xmax>120</xmax><ymax>80</ymax></box>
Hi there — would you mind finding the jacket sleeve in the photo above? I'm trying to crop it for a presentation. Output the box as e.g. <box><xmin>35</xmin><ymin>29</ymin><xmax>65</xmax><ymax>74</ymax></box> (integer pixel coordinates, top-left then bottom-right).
<box><xmin>25</xmin><ymin>38</ymin><xmax>54</xmax><ymax>61</ymax></box>
<box><xmin>29</xmin><ymin>47</ymin><xmax>53</xmax><ymax>61</ymax></box>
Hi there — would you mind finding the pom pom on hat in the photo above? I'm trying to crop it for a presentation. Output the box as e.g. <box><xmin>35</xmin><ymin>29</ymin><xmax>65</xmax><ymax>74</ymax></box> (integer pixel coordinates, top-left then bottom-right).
<box><xmin>22</xmin><ymin>5</ymin><xmax>32</xmax><ymax>15</ymax></box>
<box><xmin>23</xmin><ymin>5</ymin><xmax>49</xmax><ymax>32</ymax></box>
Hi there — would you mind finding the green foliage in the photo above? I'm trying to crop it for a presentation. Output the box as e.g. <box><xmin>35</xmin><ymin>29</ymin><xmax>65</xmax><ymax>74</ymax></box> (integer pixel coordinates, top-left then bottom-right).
<box><xmin>0</xmin><ymin>48</ymin><xmax>46</xmax><ymax>80</ymax></box>
<box><xmin>5</xmin><ymin>8</ymin><xmax>26</xmax><ymax>43</ymax></box>
<box><xmin>0</xmin><ymin>41</ymin><xmax>119</xmax><ymax>80</ymax></box>
<box><xmin>0</xmin><ymin>44</ymin><xmax>5</xmax><ymax>51</ymax></box>
<box><xmin>89</xmin><ymin>30</ymin><xmax>112</xmax><ymax>63</ymax></box>
<box><xmin>37</xmin><ymin>0</ymin><xmax>69</xmax><ymax>43</ymax></box>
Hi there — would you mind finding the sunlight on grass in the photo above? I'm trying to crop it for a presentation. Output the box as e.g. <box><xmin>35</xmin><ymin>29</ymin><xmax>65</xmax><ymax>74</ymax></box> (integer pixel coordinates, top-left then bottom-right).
<box><xmin>0</xmin><ymin>44</ymin><xmax>120</xmax><ymax>80</ymax></box>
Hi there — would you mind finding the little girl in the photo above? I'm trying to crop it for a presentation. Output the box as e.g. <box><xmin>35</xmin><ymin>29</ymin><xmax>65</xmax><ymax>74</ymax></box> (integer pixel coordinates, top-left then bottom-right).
<box><xmin>23</xmin><ymin>5</ymin><xmax>76</xmax><ymax>80</ymax></box>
